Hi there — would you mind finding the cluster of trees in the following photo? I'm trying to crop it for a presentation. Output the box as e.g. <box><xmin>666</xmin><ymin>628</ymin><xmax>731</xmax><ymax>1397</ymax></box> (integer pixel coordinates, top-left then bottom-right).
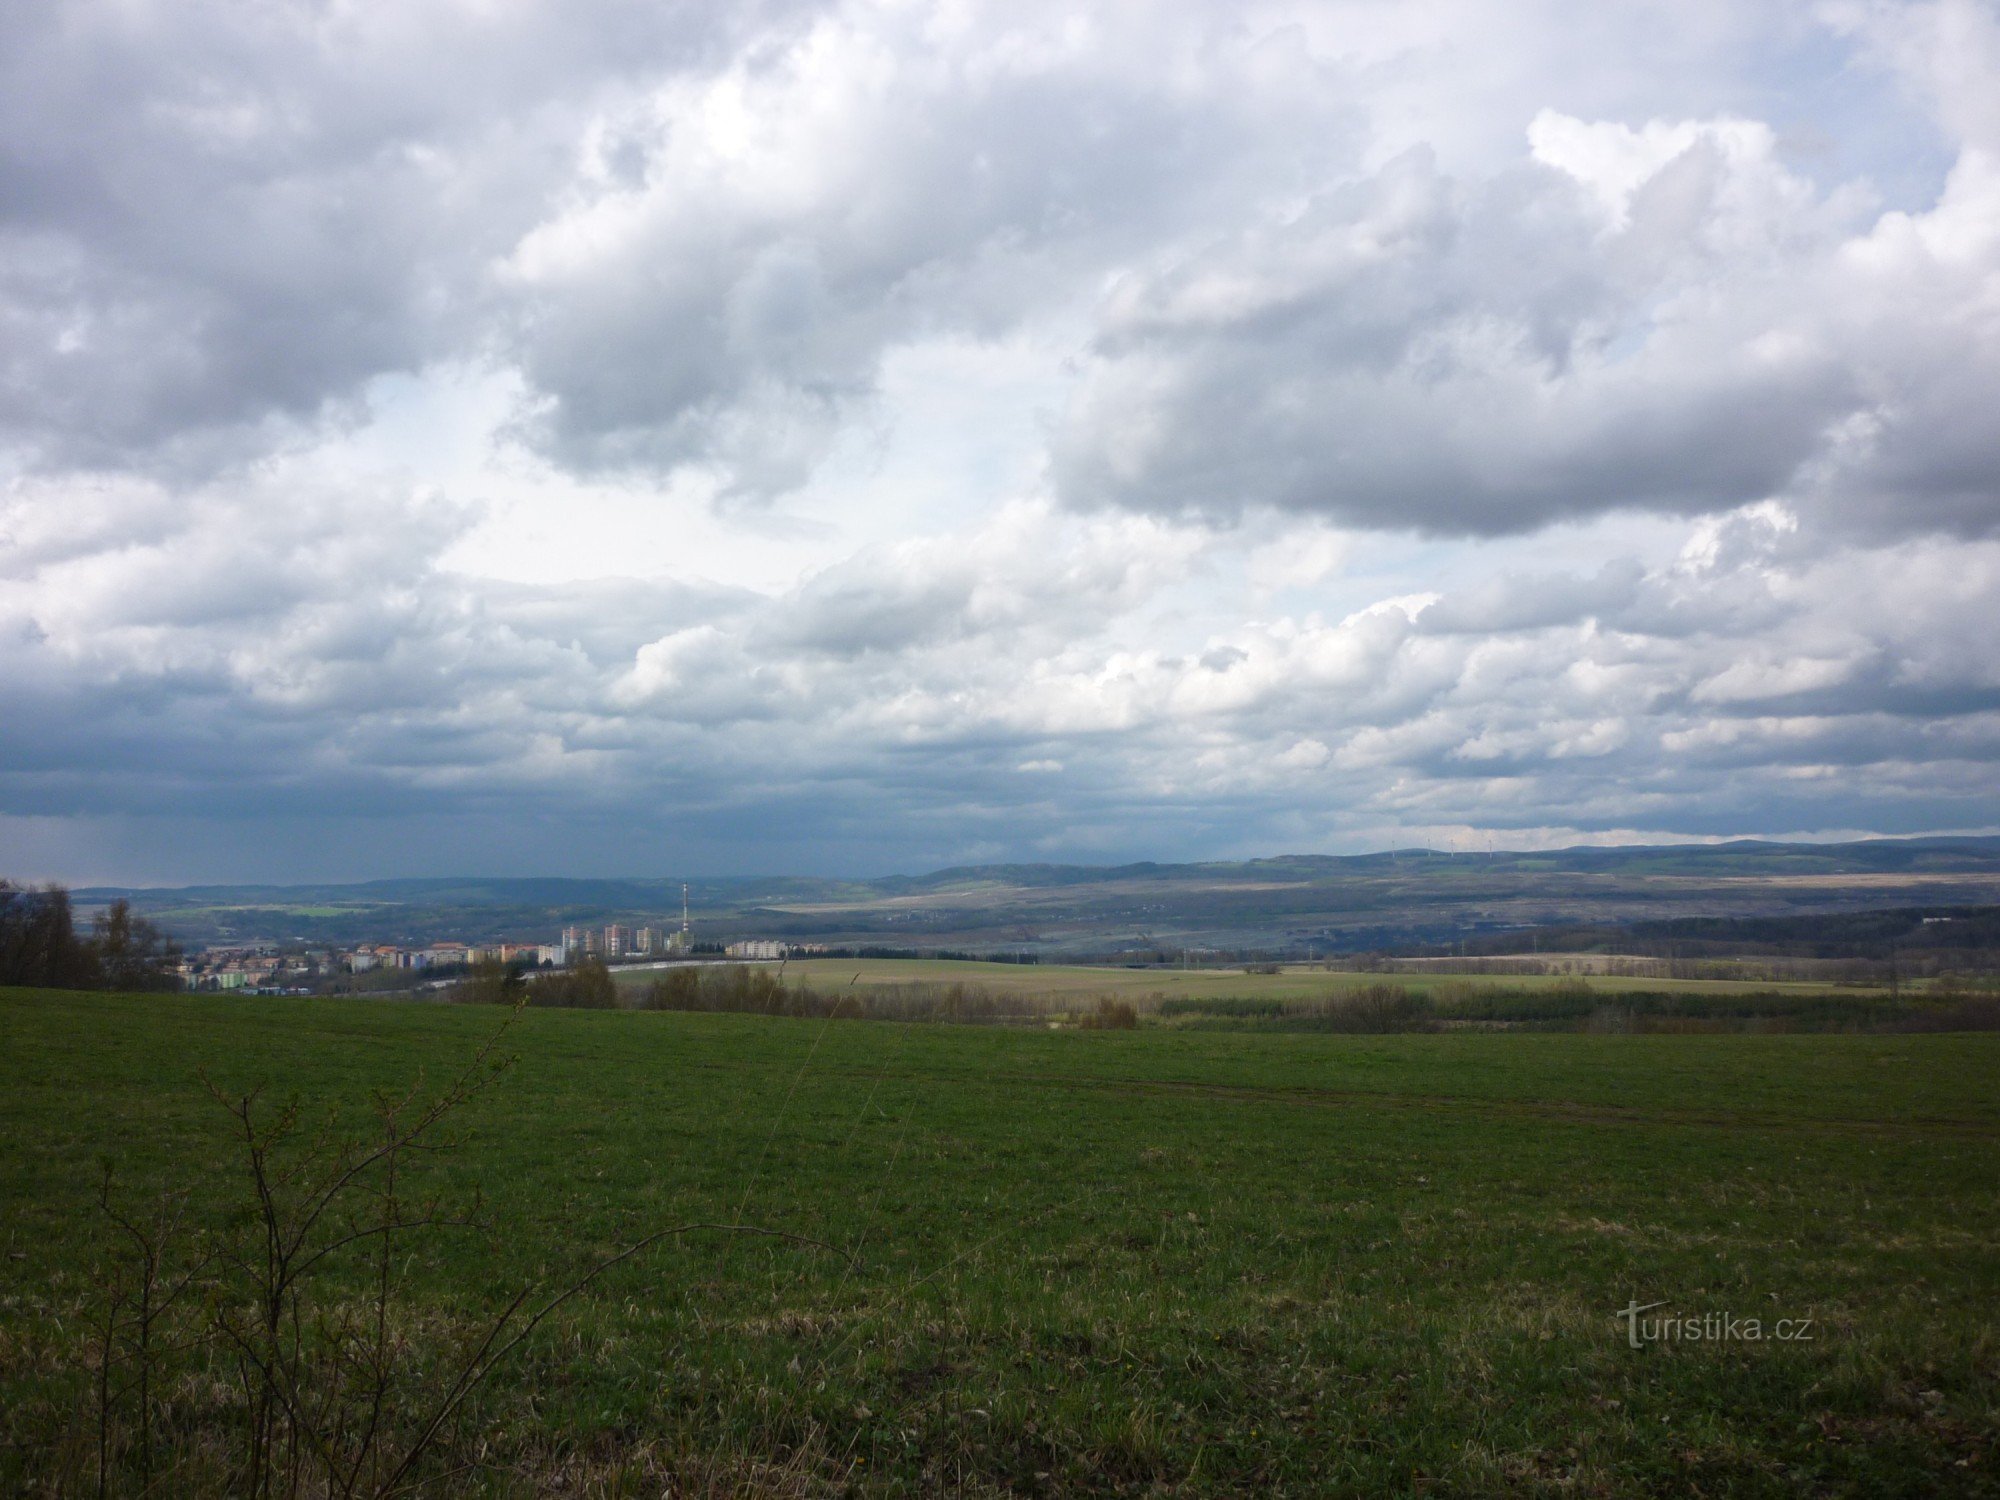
<box><xmin>0</xmin><ymin>881</ymin><xmax>182</xmax><ymax>991</ymax></box>
<box><xmin>446</xmin><ymin>956</ymin><xmax>618</xmax><ymax>1008</ymax></box>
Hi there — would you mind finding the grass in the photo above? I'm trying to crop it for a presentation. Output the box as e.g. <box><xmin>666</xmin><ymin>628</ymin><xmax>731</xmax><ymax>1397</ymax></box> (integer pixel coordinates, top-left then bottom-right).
<box><xmin>3</xmin><ymin>986</ymin><xmax>1997</xmax><ymax>1495</ymax></box>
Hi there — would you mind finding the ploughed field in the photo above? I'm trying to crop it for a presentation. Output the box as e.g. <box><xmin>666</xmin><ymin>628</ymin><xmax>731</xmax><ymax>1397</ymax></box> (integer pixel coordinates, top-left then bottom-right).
<box><xmin>3</xmin><ymin>987</ymin><xmax>1995</xmax><ymax>1496</ymax></box>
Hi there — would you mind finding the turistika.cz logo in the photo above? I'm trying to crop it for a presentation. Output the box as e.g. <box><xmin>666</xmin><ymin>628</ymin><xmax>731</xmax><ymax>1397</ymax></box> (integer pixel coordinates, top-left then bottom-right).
<box><xmin>1616</xmin><ymin>1300</ymin><xmax>1815</xmax><ymax>1348</ymax></box>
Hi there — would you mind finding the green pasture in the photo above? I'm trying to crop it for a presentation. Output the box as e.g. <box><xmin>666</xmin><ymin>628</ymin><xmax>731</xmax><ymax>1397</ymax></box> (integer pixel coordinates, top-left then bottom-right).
<box><xmin>2</xmin><ymin>987</ymin><xmax>1994</xmax><ymax>1495</ymax></box>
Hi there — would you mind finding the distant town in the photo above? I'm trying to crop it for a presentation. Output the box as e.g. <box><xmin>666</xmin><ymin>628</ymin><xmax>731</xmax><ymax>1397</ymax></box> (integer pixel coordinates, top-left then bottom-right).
<box><xmin>177</xmin><ymin>919</ymin><xmax>828</xmax><ymax>994</ymax></box>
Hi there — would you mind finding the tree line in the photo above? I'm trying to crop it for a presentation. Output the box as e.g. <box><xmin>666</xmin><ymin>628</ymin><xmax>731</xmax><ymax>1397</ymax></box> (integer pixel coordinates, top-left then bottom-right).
<box><xmin>0</xmin><ymin>881</ymin><xmax>182</xmax><ymax>990</ymax></box>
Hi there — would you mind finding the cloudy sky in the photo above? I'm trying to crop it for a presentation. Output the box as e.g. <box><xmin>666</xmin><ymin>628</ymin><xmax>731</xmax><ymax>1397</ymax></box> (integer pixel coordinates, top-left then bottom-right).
<box><xmin>3</xmin><ymin>0</ymin><xmax>1999</xmax><ymax>884</ymax></box>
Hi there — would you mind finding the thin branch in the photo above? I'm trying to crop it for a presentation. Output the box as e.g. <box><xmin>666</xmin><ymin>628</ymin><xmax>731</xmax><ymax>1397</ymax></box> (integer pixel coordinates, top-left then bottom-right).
<box><xmin>289</xmin><ymin>1213</ymin><xmax>491</xmax><ymax>1283</ymax></box>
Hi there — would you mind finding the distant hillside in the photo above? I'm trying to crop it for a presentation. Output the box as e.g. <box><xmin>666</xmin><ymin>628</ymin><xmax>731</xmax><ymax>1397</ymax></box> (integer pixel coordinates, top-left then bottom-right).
<box><xmin>1474</xmin><ymin>904</ymin><xmax>2000</xmax><ymax>962</ymax></box>
<box><xmin>62</xmin><ymin>836</ymin><xmax>2000</xmax><ymax>953</ymax></box>
<box><xmin>883</xmin><ymin>838</ymin><xmax>2000</xmax><ymax>894</ymax></box>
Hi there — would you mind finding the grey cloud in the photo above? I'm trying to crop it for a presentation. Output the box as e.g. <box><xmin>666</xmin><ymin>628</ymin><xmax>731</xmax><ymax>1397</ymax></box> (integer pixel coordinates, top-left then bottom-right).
<box><xmin>4</xmin><ymin>2</ymin><xmax>1999</xmax><ymax>882</ymax></box>
<box><xmin>1416</xmin><ymin>559</ymin><xmax>1648</xmax><ymax>634</ymax></box>
<box><xmin>1051</xmin><ymin>135</ymin><xmax>1915</xmax><ymax>535</ymax></box>
<box><xmin>478</xmin><ymin>578</ymin><xmax>756</xmax><ymax>667</ymax></box>
<box><xmin>1044</xmin><ymin>28</ymin><xmax>2000</xmax><ymax>545</ymax></box>
<box><xmin>8</xmin><ymin>460</ymin><xmax>1996</xmax><ymax>887</ymax></box>
<box><xmin>497</xmin><ymin>6</ymin><xmax>1368</xmax><ymax>494</ymax></box>
<box><xmin>0</xmin><ymin>0</ymin><xmax>823</xmax><ymax>473</ymax></box>
<box><xmin>760</xmin><ymin>571</ymin><xmax>974</xmax><ymax>659</ymax></box>
<box><xmin>9</xmin><ymin>511</ymin><xmax>2000</xmax><ymax>875</ymax></box>
<box><xmin>7</xmin><ymin>0</ymin><xmax>1974</xmax><ymax>532</ymax></box>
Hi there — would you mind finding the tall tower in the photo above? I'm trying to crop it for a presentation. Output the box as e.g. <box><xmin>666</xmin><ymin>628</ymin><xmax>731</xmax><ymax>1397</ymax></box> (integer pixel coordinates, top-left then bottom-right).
<box><xmin>681</xmin><ymin>883</ymin><xmax>690</xmax><ymax>939</ymax></box>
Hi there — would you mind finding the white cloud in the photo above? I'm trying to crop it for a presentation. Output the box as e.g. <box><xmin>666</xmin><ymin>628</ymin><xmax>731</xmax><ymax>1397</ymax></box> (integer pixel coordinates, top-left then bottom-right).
<box><xmin>1</xmin><ymin>0</ymin><xmax>1996</xmax><ymax>879</ymax></box>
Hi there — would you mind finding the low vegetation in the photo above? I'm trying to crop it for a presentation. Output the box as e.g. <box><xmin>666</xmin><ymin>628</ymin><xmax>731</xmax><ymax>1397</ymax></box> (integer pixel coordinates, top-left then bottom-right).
<box><xmin>761</xmin><ymin>953</ymin><xmax>1932</xmax><ymax>1002</ymax></box>
<box><xmin>495</xmin><ymin>958</ymin><xmax>1997</xmax><ymax>1034</ymax></box>
<box><xmin>4</xmin><ymin>986</ymin><xmax>1995</xmax><ymax>1495</ymax></box>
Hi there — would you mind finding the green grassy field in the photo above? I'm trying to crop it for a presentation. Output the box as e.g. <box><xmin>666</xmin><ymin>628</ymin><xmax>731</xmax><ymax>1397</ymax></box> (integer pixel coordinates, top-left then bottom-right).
<box><xmin>3</xmin><ymin>987</ymin><xmax>1996</xmax><ymax>1495</ymax></box>
<box><xmin>625</xmin><ymin>956</ymin><xmax>1892</xmax><ymax>1001</ymax></box>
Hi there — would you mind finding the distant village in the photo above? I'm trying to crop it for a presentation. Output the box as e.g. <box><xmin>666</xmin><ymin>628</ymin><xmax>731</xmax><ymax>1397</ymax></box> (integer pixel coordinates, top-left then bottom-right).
<box><xmin>176</xmin><ymin>919</ymin><xmax>827</xmax><ymax>993</ymax></box>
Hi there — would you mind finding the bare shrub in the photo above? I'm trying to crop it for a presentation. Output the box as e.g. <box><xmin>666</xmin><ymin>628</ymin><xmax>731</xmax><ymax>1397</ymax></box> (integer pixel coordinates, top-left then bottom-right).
<box><xmin>1306</xmin><ymin>984</ymin><xmax>1437</xmax><ymax>1033</ymax></box>
<box><xmin>525</xmin><ymin>956</ymin><xmax>617</xmax><ymax>1008</ymax></box>
<box><xmin>858</xmin><ymin>980</ymin><xmax>1047</xmax><ymax>1024</ymax></box>
<box><xmin>1078</xmin><ymin>997</ymin><xmax>1139</xmax><ymax>1030</ymax></box>
<box><xmin>635</xmin><ymin>968</ymin><xmax>1054</xmax><ymax>1025</ymax></box>
<box><xmin>444</xmin><ymin>957</ymin><xmax>526</xmax><ymax>1006</ymax></box>
<box><xmin>1888</xmin><ymin>997</ymin><xmax>2000</xmax><ymax>1033</ymax></box>
<box><xmin>1585</xmin><ymin>1005</ymin><xmax>1635</xmax><ymax>1035</ymax></box>
<box><xmin>1432</xmin><ymin>979</ymin><xmax>1479</xmax><ymax>1009</ymax></box>
<box><xmin>637</xmin><ymin>965</ymin><xmax>788</xmax><ymax>1015</ymax></box>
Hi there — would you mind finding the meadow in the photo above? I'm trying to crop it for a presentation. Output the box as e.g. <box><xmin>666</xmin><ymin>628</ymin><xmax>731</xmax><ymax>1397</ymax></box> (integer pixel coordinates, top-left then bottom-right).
<box><xmin>2</xmin><ymin>986</ymin><xmax>1995</xmax><ymax>1495</ymax></box>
